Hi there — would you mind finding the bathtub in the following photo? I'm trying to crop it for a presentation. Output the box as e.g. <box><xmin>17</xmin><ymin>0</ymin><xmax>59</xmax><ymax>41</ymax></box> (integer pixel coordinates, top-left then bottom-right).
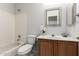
<box><xmin>0</xmin><ymin>43</ymin><xmax>22</xmax><ymax>56</ymax></box>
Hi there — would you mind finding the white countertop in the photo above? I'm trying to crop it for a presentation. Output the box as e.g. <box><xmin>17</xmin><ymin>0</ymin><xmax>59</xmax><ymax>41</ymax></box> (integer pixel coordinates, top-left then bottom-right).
<box><xmin>37</xmin><ymin>35</ymin><xmax>79</xmax><ymax>42</ymax></box>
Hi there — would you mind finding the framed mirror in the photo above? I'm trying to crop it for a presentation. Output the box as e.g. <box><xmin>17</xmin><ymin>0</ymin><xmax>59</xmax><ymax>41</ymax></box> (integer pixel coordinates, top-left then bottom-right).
<box><xmin>46</xmin><ymin>8</ymin><xmax>61</xmax><ymax>26</ymax></box>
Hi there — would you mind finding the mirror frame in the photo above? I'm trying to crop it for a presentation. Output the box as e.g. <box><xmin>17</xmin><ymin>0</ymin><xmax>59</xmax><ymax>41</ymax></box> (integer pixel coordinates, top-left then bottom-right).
<box><xmin>45</xmin><ymin>8</ymin><xmax>61</xmax><ymax>26</ymax></box>
<box><xmin>72</xmin><ymin>3</ymin><xmax>76</xmax><ymax>25</ymax></box>
<box><xmin>66</xmin><ymin>3</ymin><xmax>76</xmax><ymax>26</ymax></box>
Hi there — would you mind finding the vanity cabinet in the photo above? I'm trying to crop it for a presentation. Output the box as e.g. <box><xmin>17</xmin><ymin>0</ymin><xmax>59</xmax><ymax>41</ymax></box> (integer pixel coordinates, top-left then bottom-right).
<box><xmin>65</xmin><ymin>41</ymin><xmax>78</xmax><ymax>56</ymax></box>
<box><xmin>57</xmin><ymin>41</ymin><xmax>78</xmax><ymax>56</ymax></box>
<box><xmin>37</xmin><ymin>39</ymin><xmax>52</xmax><ymax>56</ymax></box>
<box><xmin>37</xmin><ymin>39</ymin><xmax>78</xmax><ymax>56</ymax></box>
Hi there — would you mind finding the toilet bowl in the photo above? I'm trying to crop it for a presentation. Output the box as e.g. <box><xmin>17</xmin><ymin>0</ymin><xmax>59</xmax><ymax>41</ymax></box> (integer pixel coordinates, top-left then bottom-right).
<box><xmin>17</xmin><ymin>44</ymin><xmax>32</xmax><ymax>56</ymax></box>
<box><xmin>17</xmin><ymin>35</ymin><xmax>36</xmax><ymax>56</ymax></box>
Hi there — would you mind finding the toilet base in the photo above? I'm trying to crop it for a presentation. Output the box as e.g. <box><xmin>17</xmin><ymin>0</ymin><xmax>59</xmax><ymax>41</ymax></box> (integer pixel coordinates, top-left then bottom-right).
<box><xmin>17</xmin><ymin>51</ymin><xmax>32</xmax><ymax>56</ymax></box>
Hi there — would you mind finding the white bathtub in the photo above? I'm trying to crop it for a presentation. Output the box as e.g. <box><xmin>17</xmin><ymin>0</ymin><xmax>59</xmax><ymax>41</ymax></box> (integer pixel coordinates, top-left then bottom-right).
<box><xmin>0</xmin><ymin>43</ymin><xmax>22</xmax><ymax>56</ymax></box>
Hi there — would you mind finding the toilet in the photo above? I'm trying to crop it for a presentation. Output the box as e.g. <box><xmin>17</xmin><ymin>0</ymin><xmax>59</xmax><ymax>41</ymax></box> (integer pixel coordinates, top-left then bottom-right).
<box><xmin>17</xmin><ymin>35</ymin><xmax>36</xmax><ymax>56</ymax></box>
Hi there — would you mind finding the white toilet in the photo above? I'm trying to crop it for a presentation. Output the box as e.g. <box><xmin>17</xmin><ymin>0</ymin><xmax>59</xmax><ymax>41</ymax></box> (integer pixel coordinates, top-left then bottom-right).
<box><xmin>17</xmin><ymin>35</ymin><xmax>36</xmax><ymax>56</ymax></box>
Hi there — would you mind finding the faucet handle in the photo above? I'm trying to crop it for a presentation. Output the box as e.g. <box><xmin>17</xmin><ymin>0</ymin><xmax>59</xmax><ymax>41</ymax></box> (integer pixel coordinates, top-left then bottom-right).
<box><xmin>18</xmin><ymin>35</ymin><xmax>21</xmax><ymax>38</ymax></box>
<box><xmin>17</xmin><ymin>39</ymin><xmax>20</xmax><ymax>41</ymax></box>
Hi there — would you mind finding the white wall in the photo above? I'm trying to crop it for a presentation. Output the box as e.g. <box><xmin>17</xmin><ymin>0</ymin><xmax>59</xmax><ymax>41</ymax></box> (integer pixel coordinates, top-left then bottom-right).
<box><xmin>44</xmin><ymin>4</ymin><xmax>68</xmax><ymax>35</ymax></box>
<box><xmin>0</xmin><ymin>3</ymin><xmax>15</xmax><ymax>48</ymax></box>
<box><xmin>15</xmin><ymin>3</ymin><xmax>45</xmax><ymax>43</ymax></box>
<box><xmin>15</xmin><ymin>4</ymin><xmax>27</xmax><ymax>44</ymax></box>
<box><xmin>67</xmin><ymin>3</ymin><xmax>79</xmax><ymax>37</ymax></box>
<box><xmin>15</xmin><ymin>3</ymin><xmax>78</xmax><ymax>43</ymax></box>
<box><xmin>15</xmin><ymin>3</ymin><xmax>75</xmax><ymax>38</ymax></box>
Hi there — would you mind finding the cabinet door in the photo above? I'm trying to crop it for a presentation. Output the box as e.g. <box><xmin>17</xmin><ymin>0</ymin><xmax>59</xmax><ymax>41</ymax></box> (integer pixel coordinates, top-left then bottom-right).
<box><xmin>57</xmin><ymin>41</ymin><xmax>78</xmax><ymax>56</ymax></box>
<box><xmin>57</xmin><ymin>41</ymin><xmax>66</xmax><ymax>56</ymax></box>
<box><xmin>65</xmin><ymin>41</ymin><xmax>78</xmax><ymax>56</ymax></box>
<box><xmin>49</xmin><ymin>40</ymin><xmax>58</xmax><ymax>56</ymax></box>
<box><xmin>38</xmin><ymin>39</ymin><xmax>52</xmax><ymax>56</ymax></box>
<box><xmin>51</xmin><ymin>40</ymin><xmax>58</xmax><ymax>56</ymax></box>
<box><xmin>37</xmin><ymin>39</ymin><xmax>78</xmax><ymax>56</ymax></box>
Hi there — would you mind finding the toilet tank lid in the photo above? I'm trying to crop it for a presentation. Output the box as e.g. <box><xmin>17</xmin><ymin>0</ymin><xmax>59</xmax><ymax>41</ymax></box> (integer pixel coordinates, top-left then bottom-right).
<box><xmin>18</xmin><ymin>44</ymin><xmax>32</xmax><ymax>53</ymax></box>
<box><xmin>28</xmin><ymin>35</ymin><xmax>37</xmax><ymax>38</ymax></box>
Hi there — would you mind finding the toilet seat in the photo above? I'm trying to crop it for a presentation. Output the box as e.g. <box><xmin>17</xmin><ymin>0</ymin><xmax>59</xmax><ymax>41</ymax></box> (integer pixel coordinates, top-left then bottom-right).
<box><xmin>17</xmin><ymin>44</ymin><xmax>32</xmax><ymax>55</ymax></box>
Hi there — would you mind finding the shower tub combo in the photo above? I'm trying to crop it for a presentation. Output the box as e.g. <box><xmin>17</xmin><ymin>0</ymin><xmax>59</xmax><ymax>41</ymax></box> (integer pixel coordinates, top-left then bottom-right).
<box><xmin>0</xmin><ymin>43</ymin><xmax>22</xmax><ymax>56</ymax></box>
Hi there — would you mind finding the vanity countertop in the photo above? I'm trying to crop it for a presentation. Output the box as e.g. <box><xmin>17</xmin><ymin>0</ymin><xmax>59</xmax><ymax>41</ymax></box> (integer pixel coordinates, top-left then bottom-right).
<box><xmin>37</xmin><ymin>35</ymin><xmax>79</xmax><ymax>42</ymax></box>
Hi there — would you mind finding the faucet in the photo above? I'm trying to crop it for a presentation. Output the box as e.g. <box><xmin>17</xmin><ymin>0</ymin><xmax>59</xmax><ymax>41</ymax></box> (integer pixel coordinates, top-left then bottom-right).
<box><xmin>17</xmin><ymin>35</ymin><xmax>21</xmax><ymax>41</ymax></box>
<box><xmin>61</xmin><ymin>33</ymin><xmax>69</xmax><ymax>37</ymax></box>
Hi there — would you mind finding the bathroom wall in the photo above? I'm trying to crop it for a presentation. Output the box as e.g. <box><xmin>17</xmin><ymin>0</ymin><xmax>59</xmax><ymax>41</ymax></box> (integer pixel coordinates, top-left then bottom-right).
<box><xmin>15</xmin><ymin>3</ymin><xmax>74</xmax><ymax>39</ymax></box>
<box><xmin>45</xmin><ymin>4</ymin><xmax>69</xmax><ymax>35</ymax></box>
<box><xmin>0</xmin><ymin>3</ymin><xmax>77</xmax><ymax>48</ymax></box>
<box><xmin>0</xmin><ymin>3</ymin><xmax>15</xmax><ymax>48</ymax></box>
<box><xmin>75</xmin><ymin>3</ymin><xmax>79</xmax><ymax>37</ymax></box>
<box><xmin>15</xmin><ymin>3</ymin><xmax>78</xmax><ymax>42</ymax></box>
<box><xmin>15</xmin><ymin>4</ymin><xmax>28</xmax><ymax>44</ymax></box>
<box><xmin>15</xmin><ymin>3</ymin><xmax>44</xmax><ymax>43</ymax></box>
<box><xmin>67</xmin><ymin>3</ymin><xmax>79</xmax><ymax>37</ymax></box>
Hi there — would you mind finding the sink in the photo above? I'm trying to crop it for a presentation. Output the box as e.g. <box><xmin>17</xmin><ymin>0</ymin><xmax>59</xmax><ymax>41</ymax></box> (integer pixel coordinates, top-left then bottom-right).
<box><xmin>42</xmin><ymin>35</ymin><xmax>52</xmax><ymax>38</ymax></box>
<box><xmin>76</xmin><ymin>37</ymin><xmax>79</xmax><ymax>40</ymax></box>
<box><xmin>37</xmin><ymin>34</ymin><xmax>79</xmax><ymax>42</ymax></box>
<box><xmin>38</xmin><ymin>34</ymin><xmax>76</xmax><ymax>39</ymax></box>
<box><xmin>40</xmin><ymin>35</ymin><xmax>63</xmax><ymax>38</ymax></box>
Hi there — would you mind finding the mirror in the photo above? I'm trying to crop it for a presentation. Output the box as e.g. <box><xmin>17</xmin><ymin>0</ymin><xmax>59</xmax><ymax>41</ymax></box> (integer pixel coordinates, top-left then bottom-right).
<box><xmin>67</xmin><ymin>3</ymin><xmax>76</xmax><ymax>26</ymax></box>
<box><xmin>46</xmin><ymin>8</ymin><xmax>61</xmax><ymax>26</ymax></box>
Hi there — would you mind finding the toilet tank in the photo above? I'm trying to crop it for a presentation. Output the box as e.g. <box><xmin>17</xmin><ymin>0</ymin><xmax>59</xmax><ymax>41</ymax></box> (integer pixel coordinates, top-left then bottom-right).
<box><xmin>27</xmin><ymin>35</ymin><xmax>37</xmax><ymax>45</ymax></box>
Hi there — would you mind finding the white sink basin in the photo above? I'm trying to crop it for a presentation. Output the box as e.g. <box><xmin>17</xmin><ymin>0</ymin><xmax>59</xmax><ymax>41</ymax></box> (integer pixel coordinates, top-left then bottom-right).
<box><xmin>38</xmin><ymin>35</ymin><xmax>64</xmax><ymax>39</ymax></box>
<box><xmin>37</xmin><ymin>35</ymin><xmax>52</xmax><ymax>38</ymax></box>
<box><xmin>38</xmin><ymin>35</ymin><xmax>75</xmax><ymax>39</ymax></box>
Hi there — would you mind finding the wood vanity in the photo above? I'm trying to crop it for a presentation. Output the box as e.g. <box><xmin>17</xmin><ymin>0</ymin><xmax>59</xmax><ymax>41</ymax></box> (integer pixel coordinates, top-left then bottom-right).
<box><xmin>36</xmin><ymin>36</ymin><xmax>79</xmax><ymax>56</ymax></box>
